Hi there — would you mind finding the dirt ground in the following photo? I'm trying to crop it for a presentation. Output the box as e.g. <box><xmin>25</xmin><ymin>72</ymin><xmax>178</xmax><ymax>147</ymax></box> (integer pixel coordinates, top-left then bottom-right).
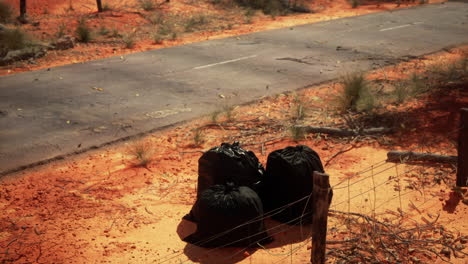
<box><xmin>0</xmin><ymin>44</ymin><xmax>467</xmax><ymax>263</ymax></box>
<box><xmin>0</xmin><ymin>0</ymin><xmax>443</xmax><ymax>75</ymax></box>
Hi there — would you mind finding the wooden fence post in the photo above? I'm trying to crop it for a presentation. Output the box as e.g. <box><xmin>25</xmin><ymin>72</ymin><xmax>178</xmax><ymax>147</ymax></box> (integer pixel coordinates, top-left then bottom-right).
<box><xmin>457</xmin><ymin>108</ymin><xmax>468</xmax><ymax>187</ymax></box>
<box><xmin>96</xmin><ymin>0</ymin><xmax>103</xmax><ymax>12</ymax></box>
<box><xmin>311</xmin><ymin>172</ymin><xmax>333</xmax><ymax>264</ymax></box>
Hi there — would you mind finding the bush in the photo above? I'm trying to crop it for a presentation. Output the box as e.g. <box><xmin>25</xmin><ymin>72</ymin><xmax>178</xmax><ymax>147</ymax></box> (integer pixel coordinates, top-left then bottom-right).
<box><xmin>122</xmin><ymin>33</ymin><xmax>136</xmax><ymax>48</ymax></box>
<box><xmin>184</xmin><ymin>14</ymin><xmax>209</xmax><ymax>32</ymax></box>
<box><xmin>56</xmin><ymin>23</ymin><xmax>67</xmax><ymax>38</ymax></box>
<box><xmin>102</xmin><ymin>2</ymin><xmax>112</xmax><ymax>11</ymax></box>
<box><xmin>393</xmin><ymin>83</ymin><xmax>412</xmax><ymax>104</ymax></box>
<box><xmin>146</xmin><ymin>10</ymin><xmax>164</xmax><ymax>25</ymax></box>
<box><xmin>235</xmin><ymin>0</ymin><xmax>288</xmax><ymax>15</ymax></box>
<box><xmin>75</xmin><ymin>18</ymin><xmax>92</xmax><ymax>43</ymax></box>
<box><xmin>139</xmin><ymin>0</ymin><xmax>155</xmax><ymax>11</ymax></box>
<box><xmin>97</xmin><ymin>26</ymin><xmax>110</xmax><ymax>36</ymax></box>
<box><xmin>152</xmin><ymin>32</ymin><xmax>163</xmax><ymax>44</ymax></box>
<box><xmin>0</xmin><ymin>28</ymin><xmax>29</xmax><ymax>52</ymax></box>
<box><xmin>337</xmin><ymin>72</ymin><xmax>375</xmax><ymax>112</ymax></box>
<box><xmin>0</xmin><ymin>1</ymin><xmax>13</xmax><ymax>23</ymax></box>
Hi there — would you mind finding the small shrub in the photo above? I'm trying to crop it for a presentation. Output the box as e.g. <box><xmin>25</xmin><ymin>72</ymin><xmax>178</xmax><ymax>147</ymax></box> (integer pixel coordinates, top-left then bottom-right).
<box><xmin>291</xmin><ymin>95</ymin><xmax>306</xmax><ymax>120</ymax></box>
<box><xmin>139</xmin><ymin>0</ymin><xmax>155</xmax><ymax>11</ymax></box>
<box><xmin>351</xmin><ymin>0</ymin><xmax>361</xmax><ymax>8</ymax></box>
<box><xmin>98</xmin><ymin>26</ymin><xmax>110</xmax><ymax>36</ymax></box>
<box><xmin>210</xmin><ymin>110</ymin><xmax>221</xmax><ymax>123</ymax></box>
<box><xmin>0</xmin><ymin>1</ymin><xmax>13</xmax><ymax>23</ymax></box>
<box><xmin>290</xmin><ymin>125</ymin><xmax>306</xmax><ymax>141</ymax></box>
<box><xmin>56</xmin><ymin>23</ymin><xmax>67</xmax><ymax>38</ymax></box>
<box><xmin>337</xmin><ymin>72</ymin><xmax>375</xmax><ymax>112</ymax></box>
<box><xmin>158</xmin><ymin>22</ymin><xmax>174</xmax><ymax>36</ymax></box>
<box><xmin>123</xmin><ymin>33</ymin><xmax>136</xmax><ymax>48</ymax></box>
<box><xmin>110</xmin><ymin>28</ymin><xmax>121</xmax><ymax>38</ymax></box>
<box><xmin>127</xmin><ymin>141</ymin><xmax>153</xmax><ymax>167</ymax></box>
<box><xmin>75</xmin><ymin>18</ymin><xmax>92</xmax><ymax>43</ymax></box>
<box><xmin>224</xmin><ymin>105</ymin><xmax>235</xmax><ymax>121</ymax></box>
<box><xmin>244</xmin><ymin>8</ymin><xmax>255</xmax><ymax>24</ymax></box>
<box><xmin>184</xmin><ymin>14</ymin><xmax>208</xmax><ymax>32</ymax></box>
<box><xmin>263</xmin><ymin>0</ymin><xmax>287</xmax><ymax>16</ymax></box>
<box><xmin>407</xmin><ymin>73</ymin><xmax>427</xmax><ymax>94</ymax></box>
<box><xmin>236</xmin><ymin>0</ymin><xmax>288</xmax><ymax>15</ymax></box>
<box><xmin>152</xmin><ymin>32</ymin><xmax>163</xmax><ymax>44</ymax></box>
<box><xmin>193</xmin><ymin>128</ymin><xmax>204</xmax><ymax>147</ymax></box>
<box><xmin>393</xmin><ymin>83</ymin><xmax>412</xmax><ymax>104</ymax></box>
<box><xmin>170</xmin><ymin>32</ymin><xmax>177</xmax><ymax>41</ymax></box>
<box><xmin>102</xmin><ymin>2</ymin><xmax>112</xmax><ymax>11</ymax></box>
<box><xmin>0</xmin><ymin>28</ymin><xmax>30</xmax><ymax>52</ymax></box>
<box><xmin>146</xmin><ymin>10</ymin><xmax>164</xmax><ymax>25</ymax></box>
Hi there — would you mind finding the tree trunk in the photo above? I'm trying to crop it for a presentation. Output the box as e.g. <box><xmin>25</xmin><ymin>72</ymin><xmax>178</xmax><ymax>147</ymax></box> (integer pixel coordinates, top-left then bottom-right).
<box><xmin>18</xmin><ymin>0</ymin><xmax>27</xmax><ymax>23</ymax></box>
<box><xmin>96</xmin><ymin>0</ymin><xmax>103</xmax><ymax>12</ymax></box>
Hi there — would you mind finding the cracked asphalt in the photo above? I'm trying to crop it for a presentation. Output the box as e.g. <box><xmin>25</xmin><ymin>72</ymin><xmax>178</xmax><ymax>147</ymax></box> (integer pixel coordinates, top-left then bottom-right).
<box><xmin>1</xmin><ymin>1</ymin><xmax>467</xmax><ymax>175</ymax></box>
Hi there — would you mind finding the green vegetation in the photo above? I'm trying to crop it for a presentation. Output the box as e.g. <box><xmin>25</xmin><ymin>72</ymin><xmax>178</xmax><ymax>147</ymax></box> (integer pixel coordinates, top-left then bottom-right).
<box><xmin>110</xmin><ymin>28</ymin><xmax>122</xmax><ymax>38</ymax></box>
<box><xmin>292</xmin><ymin>95</ymin><xmax>306</xmax><ymax>120</ymax></box>
<box><xmin>56</xmin><ymin>23</ymin><xmax>67</xmax><ymax>38</ymax></box>
<box><xmin>98</xmin><ymin>26</ymin><xmax>110</xmax><ymax>36</ymax></box>
<box><xmin>146</xmin><ymin>11</ymin><xmax>164</xmax><ymax>25</ymax></box>
<box><xmin>102</xmin><ymin>2</ymin><xmax>112</xmax><ymax>11</ymax></box>
<box><xmin>193</xmin><ymin>128</ymin><xmax>204</xmax><ymax>147</ymax></box>
<box><xmin>123</xmin><ymin>33</ymin><xmax>136</xmax><ymax>48</ymax></box>
<box><xmin>0</xmin><ymin>27</ymin><xmax>30</xmax><ymax>54</ymax></box>
<box><xmin>210</xmin><ymin>110</ymin><xmax>222</xmax><ymax>123</ymax></box>
<box><xmin>235</xmin><ymin>0</ymin><xmax>289</xmax><ymax>15</ymax></box>
<box><xmin>0</xmin><ymin>1</ymin><xmax>13</xmax><ymax>23</ymax></box>
<box><xmin>139</xmin><ymin>0</ymin><xmax>156</xmax><ymax>11</ymax></box>
<box><xmin>337</xmin><ymin>72</ymin><xmax>375</xmax><ymax>112</ymax></box>
<box><xmin>184</xmin><ymin>14</ymin><xmax>209</xmax><ymax>32</ymax></box>
<box><xmin>351</xmin><ymin>0</ymin><xmax>361</xmax><ymax>8</ymax></box>
<box><xmin>128</xmin><ymin>141</ymin><xmax>153</xmax><ymax>167</ymax></box>
<box><xmin>75</xmin><ymin>18</ymin><xmax>92</xmax><ymax>43</ymax></box>
<box><xmin>289</xmin><ymin>125</ymin><xmax>306</xmax><ymax>141</ymax></box>
<box><xmin>152</xmin><ymin>32</ymin><xmax>163</xmax><ymax>44</ymax></box>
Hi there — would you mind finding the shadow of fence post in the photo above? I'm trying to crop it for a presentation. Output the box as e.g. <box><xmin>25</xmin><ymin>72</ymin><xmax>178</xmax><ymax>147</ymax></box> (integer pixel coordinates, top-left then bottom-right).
<box><xmin>457</xmin><ymin>108</ymin><xmax>468</xmax><ymax>187</ymax></box>
<box><xmin>311</xmin><ymin>172</ymin><xmax>333</xmax><ymax>264</ymax></box>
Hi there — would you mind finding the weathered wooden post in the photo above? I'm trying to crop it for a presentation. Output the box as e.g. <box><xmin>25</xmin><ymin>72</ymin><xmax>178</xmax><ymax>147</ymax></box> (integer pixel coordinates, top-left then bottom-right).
<box><xmin>96</xmin><ymin>0</ymin><xmax>103</xmax><ymax>12</ymax></box>
<box><xmin>457</xmin><ymin>108</ymin><xmax>468</xmax><ymax>187</ymax></box>
<box><xmin>311</xmin><ymin>172</ymin><xmax>333</xmax><ymax>264</ymax></box>
<box><xmin>18</xmin><ymin>0</ymin><xmax>27</xmax><ymax>23</ymax></box>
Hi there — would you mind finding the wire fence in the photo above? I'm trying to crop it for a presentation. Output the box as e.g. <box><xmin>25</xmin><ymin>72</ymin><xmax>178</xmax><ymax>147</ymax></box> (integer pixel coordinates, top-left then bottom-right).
<box><xmin>148</xmin><ymin>122</ymin><xmax>466</xmax><ymax>264</ymax></box>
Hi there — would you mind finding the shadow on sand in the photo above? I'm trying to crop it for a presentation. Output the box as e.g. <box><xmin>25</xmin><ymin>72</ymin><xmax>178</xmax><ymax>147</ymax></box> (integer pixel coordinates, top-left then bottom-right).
<box><xmin>176</xmin><ymin>217</ymin><xmax>312</xmax><ymax>264</ymax></box>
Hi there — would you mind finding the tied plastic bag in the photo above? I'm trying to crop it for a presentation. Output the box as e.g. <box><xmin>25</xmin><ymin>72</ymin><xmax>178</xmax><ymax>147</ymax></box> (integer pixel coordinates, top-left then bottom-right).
<box><xmin>263</xmin><ymin>145</ymin><xmax>325</xmax><ymax>225</ymax></box>
<box><xmin>184</xmin><ymin>142</ymin><xmax>265</xmax><ymax>222</ymax></box>
<box><xmin>183</xmin><ymin>183</ymin><xmax>273</xmax><ymax>248</ymax></box>
<box><xmin>197</xmin><ymin>142</ymin><xmax>265</xmax><ymax>197</ymax></box>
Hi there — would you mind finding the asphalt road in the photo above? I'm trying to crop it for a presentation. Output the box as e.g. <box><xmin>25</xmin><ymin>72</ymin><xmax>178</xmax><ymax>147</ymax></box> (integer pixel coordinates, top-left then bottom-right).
<box><xmin>1</xmin><ymin>2</ymin><xmax>467</xmax><ymax>175</ymax></box>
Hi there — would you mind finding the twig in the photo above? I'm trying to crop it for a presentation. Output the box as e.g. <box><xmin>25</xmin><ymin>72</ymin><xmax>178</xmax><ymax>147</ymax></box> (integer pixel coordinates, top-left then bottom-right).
<box><xmin>325</xmin><ymin>141</ymin><xmax>356</xmax><ymax>167</ymax></box>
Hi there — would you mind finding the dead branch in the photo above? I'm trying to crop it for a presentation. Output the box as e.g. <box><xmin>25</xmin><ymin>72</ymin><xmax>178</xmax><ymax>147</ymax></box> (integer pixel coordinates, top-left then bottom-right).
<box><xmin>296</xmin><ymin>125</ymin><xmax>392</xmax><ymax>137</ymax></box>
<box><xmin>387</xmin><ymin>151</ymin><xmax>457</xmax><ymax>164</ymax></box>
<box><xmin>324</xmin><ymin>138</ymin><xmax>358</xmax><ymax>167</ymax></box>
<box><xmin>327</xmin><ymin>210</ymin><xmax>467</xmax><ymax>263</ymax></box>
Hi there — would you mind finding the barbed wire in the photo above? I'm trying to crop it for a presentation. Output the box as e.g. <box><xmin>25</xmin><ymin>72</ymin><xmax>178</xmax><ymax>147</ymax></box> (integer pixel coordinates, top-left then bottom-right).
<box><xmin>156</xmin><ymin>116</ymin><xmax>464</xmax><ymax>264</ymax></box>
<box><xmin>159</xmin><ymin>210</ymin><xmax>315</xmax><ymax>264</ymax></box>
<box><xmin>156</xmin><ymin>193</ymin><xmax>314</xmax><ymax>263</ymax></box>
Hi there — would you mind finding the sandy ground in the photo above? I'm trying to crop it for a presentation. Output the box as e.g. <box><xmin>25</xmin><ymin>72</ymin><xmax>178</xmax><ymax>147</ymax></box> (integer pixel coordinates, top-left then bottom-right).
<box><xmin>0</xmin><ymin>45</ymin><xmax>467</xmax><ymax>263</ymax></box>
<box><xmin>0</xmin><ymin>0</ymin><xmax>444</xmax><ymax>75</ymax></box>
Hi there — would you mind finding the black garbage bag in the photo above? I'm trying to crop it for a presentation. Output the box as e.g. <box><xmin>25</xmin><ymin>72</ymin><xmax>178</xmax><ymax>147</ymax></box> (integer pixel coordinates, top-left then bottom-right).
<box><xmin>183</xmin><ymin>183</ymin><xmax>273</xmax><ymax>248</ymax></box>
<box><xmin>184</xmin><ymin>142</ymin><xmax>265</xmax><ymax>222</ymax></box>
<box><xmin>197</xmin><ymin>142</ymin><xmax>265</xmax><ymax>197</ymax></box>
<box><xmin>263</xmin><ymin>145</ymin><xmax>325</xmax><ymax>225</ymax></box>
